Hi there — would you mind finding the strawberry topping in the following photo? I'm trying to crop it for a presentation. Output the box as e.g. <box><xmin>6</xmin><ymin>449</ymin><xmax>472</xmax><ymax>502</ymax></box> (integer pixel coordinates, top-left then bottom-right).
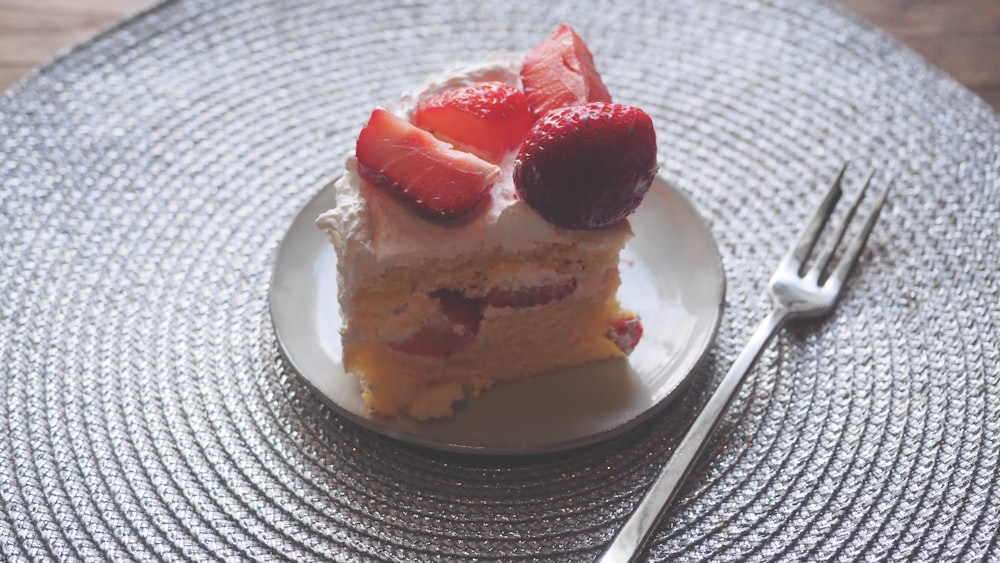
<box><xmin>355</xmin><ymin>107</ymin><xmax>500</xmax><ymax>221</ymax></box>
<box><xmin>520</xmin><ymin>23</ymin><xmax>612</xmax><ymax>118</ymax></box>
<box><xmin>513</xmin><ymin>102</ymin><xmax>657</xmax><ymax>230</ymax></box>
<box><xmin>414</xmin><ymin>82</ymin><xmax>534</xmax><ymax>164</ymax></box>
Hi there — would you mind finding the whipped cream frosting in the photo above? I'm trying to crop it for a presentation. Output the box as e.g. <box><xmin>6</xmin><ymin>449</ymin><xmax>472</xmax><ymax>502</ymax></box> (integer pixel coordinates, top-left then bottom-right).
<box><xmin>315</xmin><ymin>56</ymin><xmax>633</xmax><ymax>300</ymax></box>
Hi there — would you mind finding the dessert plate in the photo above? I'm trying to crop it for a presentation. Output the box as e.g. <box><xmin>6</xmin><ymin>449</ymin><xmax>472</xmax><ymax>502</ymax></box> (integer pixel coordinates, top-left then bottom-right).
<box><xmin>269</xmin><ymin>175</ymin><xmax>725</xmax><ymax>455</ymax></box>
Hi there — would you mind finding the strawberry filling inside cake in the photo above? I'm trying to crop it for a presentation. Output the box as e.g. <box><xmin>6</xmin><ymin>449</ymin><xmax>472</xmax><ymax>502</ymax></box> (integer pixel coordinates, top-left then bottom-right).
<box><xmin>316</xmin><ymin>24</ymin><xmax>656</xmax><ymax>419</ymax></box>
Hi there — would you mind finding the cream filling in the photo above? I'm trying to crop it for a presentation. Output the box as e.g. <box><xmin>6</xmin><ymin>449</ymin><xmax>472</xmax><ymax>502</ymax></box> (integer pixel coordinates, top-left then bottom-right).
<box><xmin>377</xmin><ymin>268</ymin><xmax>615</xmax><ymax>347</ymax></box>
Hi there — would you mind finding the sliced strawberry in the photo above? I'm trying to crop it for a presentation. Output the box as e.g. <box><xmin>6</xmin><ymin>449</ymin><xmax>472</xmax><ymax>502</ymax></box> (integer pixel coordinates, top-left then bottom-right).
<box><xmin>389</xmin><ymin>290</ymin><xmax>483</xmax><ymax>360</ymax></box>
<box><xmin>414</xmin><ymin>82</ymin><xmax>534</xmax><ymax>164</ymax></box>
<box><xmin>389</xmin><ymin>326</ymin><xmax>462</xmax><ymax>359</ymax></box>
<box><xmin>431</xmin><ymin>289</ymin><xmax>483</xmax><ymax>334</ymax></box>
<box><xmin>520</xmin><ymin>23</ymin><xmax>612</xmax><ymax>118</ymax></box>
<box><xmin>484</xmin><ymin>279</ymin><xmax>578</xmax><ymax>309</ymax></box>
<box><xmin>607</xmin><ymin>314</ymin><xmax>643</xmax><ymax>354</ymax></box>
<box><xmin>513</xmin><ymin>102</ymin><xmax>657</xmax><ymax>230</ymax></box>
<box><xmin>355</xmin><ymin>107</ymin><xmax>500</xmax><ymax>220</ymax></box>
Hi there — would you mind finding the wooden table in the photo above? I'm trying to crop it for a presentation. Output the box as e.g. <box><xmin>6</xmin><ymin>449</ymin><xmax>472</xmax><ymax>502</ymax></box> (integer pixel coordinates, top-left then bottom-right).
<box><xmin>1</xmin><ymin>0</ymin><xmax>998</xmax><ymax>112</ymax></box>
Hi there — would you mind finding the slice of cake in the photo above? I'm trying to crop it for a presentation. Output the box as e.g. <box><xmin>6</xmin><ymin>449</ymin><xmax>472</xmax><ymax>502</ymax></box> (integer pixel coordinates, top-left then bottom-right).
<box><xmin>316</xmin><ymin>24</ymin><xmax>657</xmax><ymax>419</ymax></box>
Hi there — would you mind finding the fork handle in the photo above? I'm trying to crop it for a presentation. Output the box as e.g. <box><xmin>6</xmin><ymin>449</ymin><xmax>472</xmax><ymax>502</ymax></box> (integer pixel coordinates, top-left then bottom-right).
<box><xmin>597</xmin><ymin>307</ymin><xmax>788</xmax><ymax>562</ymax></box>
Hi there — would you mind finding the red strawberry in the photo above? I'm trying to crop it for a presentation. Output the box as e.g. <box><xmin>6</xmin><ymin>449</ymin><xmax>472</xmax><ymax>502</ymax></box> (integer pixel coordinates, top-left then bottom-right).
<box><xmin>414</xmin><ymin>82</ymin><xmax>534</xmax><ymax>164</ymax></box>
<box><xmin>608</xmin><ymin>314</ymin><xmax>643</xmax><ymax>354</ymax></box>
<box><xmin>389</xmin><ymin>326</ymin><xmax>461</xmax><ymax>359</ymax></box>
<box><xmin>484</xmin><ymin>279</ymin><xmax>578</xmax><ymax>308</ymax></box>
<box><xmin>513</xmin><ymin>102</ymin><xmax>657</xmax><ymax>230</ymax></box>
<box><xmin>355</xmin><ymin>107</ymin><xmax>500</xmax><ymax>220</ymax></box>
<box><xmin>520</xmin><ymin>24</ymin><xmax>612</xmax><ymax>118</ymax></box>
<box><xmin>390</xmin><ymin>290</ymin><xmax>483</xmax><ymax>360</ymax></box>
<box><xmin>431</xmin><ymin>289</ymin><xmax>483</xmax><ymax>334</ymax></box>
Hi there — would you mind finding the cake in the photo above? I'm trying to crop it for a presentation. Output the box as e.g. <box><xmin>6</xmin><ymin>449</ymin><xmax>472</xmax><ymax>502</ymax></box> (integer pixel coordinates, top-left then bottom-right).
<box><xmin>316</xmin><ymin>24</ymin><xmax>658</xmax><ymax>419</ymax></box>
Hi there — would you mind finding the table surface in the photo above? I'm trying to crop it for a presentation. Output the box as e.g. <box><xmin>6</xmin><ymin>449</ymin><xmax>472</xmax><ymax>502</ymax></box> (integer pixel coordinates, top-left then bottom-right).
<box><xmin>1</xmin><ymin>0</ymin><xmax>998</xmax><ymax>112</ymax></box>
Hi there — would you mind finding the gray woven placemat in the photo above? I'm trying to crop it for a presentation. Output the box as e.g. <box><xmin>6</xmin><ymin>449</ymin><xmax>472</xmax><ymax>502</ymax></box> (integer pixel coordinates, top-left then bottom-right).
<box><xmin>2</xmin><ymin>0</ymin><xmax>998</xmax><ymax>560</ymax></box>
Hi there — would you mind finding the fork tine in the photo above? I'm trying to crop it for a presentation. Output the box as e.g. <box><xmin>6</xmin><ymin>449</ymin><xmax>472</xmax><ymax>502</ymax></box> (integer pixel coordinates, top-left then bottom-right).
<box><xmin>783</xmin><ymin>164</ymin><xmax>847</xmax><ymax>271</ymax></box>
<box><xmin>825</xmin><ymin>175</ymin><xmax>891</xmax><ymax>291</ymax></box>
<box><xmin>809</xmin><ymin>169</ymin><xmax>876</xmax><ymax>280</ymax></box>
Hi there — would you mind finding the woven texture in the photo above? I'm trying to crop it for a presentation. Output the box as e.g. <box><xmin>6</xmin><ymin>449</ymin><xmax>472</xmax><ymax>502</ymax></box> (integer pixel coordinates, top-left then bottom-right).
<box><xmin>2</xmin><ymin>0</ymin><xmax>999</xmax><ymax>560</ymax></box>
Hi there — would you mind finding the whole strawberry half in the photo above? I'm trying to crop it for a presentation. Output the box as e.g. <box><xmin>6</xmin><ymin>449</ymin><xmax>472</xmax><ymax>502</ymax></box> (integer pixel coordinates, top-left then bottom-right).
<box><xmin>355</xmin><ymin>107</ymin><xmax>500</xmax><ymax>221</ymax></box>
<box><xmin>414</xmin><ymin>82</ymin><xmax>534</xmax><ymax>164</ymax></box>
<box><xmin>513</xmin><ymin>102</ymin><xmax>657</xmax><ymax>230</ymax></box>
<box><xmin>520</xmin><ymin>23</ymin><xmax>612</xmax><ymax>118</ymax></box>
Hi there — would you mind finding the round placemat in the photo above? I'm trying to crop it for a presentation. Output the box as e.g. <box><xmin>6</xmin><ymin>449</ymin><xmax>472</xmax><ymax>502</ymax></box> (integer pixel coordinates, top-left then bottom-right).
<box><xmin>2</xmin><ymin>0</ymin><xmax>998</xmax><ymax>560</ymax></box>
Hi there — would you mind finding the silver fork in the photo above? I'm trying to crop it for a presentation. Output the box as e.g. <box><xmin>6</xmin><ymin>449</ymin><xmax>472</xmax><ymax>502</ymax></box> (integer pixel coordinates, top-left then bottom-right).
<box><xmin>597</xmin><ymin>165</ymin><xmax>891</xmax><ymax>562</ymax></box>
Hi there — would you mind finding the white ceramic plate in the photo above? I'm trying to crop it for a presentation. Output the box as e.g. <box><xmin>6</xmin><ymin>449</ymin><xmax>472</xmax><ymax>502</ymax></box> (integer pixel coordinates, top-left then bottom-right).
<box><xmin>269</xmin><ymin>176</ymin><xmax>725</xmax><ymax>455</ymax></box>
